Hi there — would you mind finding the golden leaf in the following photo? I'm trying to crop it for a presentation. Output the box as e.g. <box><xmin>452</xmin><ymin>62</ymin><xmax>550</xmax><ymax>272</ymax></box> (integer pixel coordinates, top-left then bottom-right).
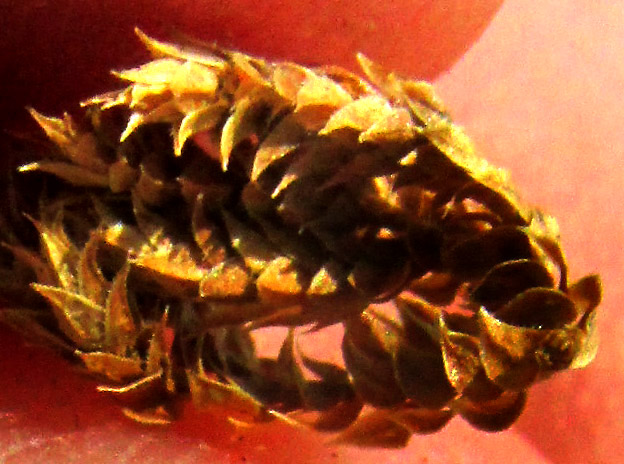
<box><xmin>220</xmin><ymin>88</ymin><xmax>284</xmax><ymax>171</ymax></box>
<box><xmin>220</xmin><ymin>95</ymin><xmax>259</xmax><ymax>171</ymax></box>
<box><xmin>122</xmin><ymin>405</ymin><xmax>174</xmax><ymax>425</ymax></box>
<box><xmin>570</xmin><ymin>308</ymin><xmax>599</xmax><ymax>369</ymax></box>
<box><xmin>145</xmin><ymin>315</ymin><xmax>172</xmax><ymax>378</ymax></box>
<box><xmin>32</xmin><ymin>284</ymin><xmax>105</xmax><ymax>350</ymax></box>
<box><xmin>318</xmin><ymin>95</ymin><xmax>394</xmax><ymax>136</ymax></box>
<box><xmin>119</xmin><ymin>113</ymin><xmax>146</xmax><ymax>142</ymax></box>
<box><xmin>307</xmin><ymin>262</ymin><xmax>343</xmax><ymax>297</ymax></box>
<box><xmin>395</xmin><ymin>292</ymin><xmax>441</xmax><ymax>331</ymax></box>
<box><xmin>250</xmin><ymin>114</ymin><xmax>307</xmax><ymax>181</ymax></box>
<box><xmin>272</xmin><ymin>62</ymin><xmax>310</xmax><ymax>102</ymax></box>
<box><xmin>119</xmin><ymin>101</ymin><xmax>181</xmax><ymax>142</ymax></box>
<box><xmin>113</xmin><ymin>58</ymin><xmax>187</xmax><ymax>85</ymax></box>
<box><xmin>229</xmin><ymin>51</ymin><xmax>271</xmax><ymax>93</ymax></box>
<box><xmin>187</xmin><ymin>369</ymin><xmax>274</xmax><ymax>423</ymax></box>
<box><xmin>294</xmin><ymin>73</ymin><xmax>353</xmax><ymax>110</ymax></box>
<box><xmin>104</xmin><ymin>265</ymin><xmax>138</xmax><ymax>354</ymax></box>
<box><xmin>358</xmin><ymin>107</ymin><xmax>415</xmax><ymax>143</ymax></box>
<box><xmin>440</xmin><ymin>316</ymin><xmax>481</xmax><ymax>393</ymax></box>
<box><xmin>316</xmin><ymin>65</ymin><xmax>374</xmax><ymax>98</ymax></box>
<box><xmin>355</xmin><ymin>53</ymin><xmax>396</xmax><ymax>96</ymax></box>
<box><xmin>400</xmin><ymin>80</ymin><xmax>447</xmax><ymax>113</ymax></box>
<box><xmin>28</xmin><ymin>108</ymin><xmax>108</xmax><ymax>172</ymax></box>
<box><xmin>128</xmin><ymin>83</ymin><xmax>172</xmax><ymax>112</ymax></box>
<box><xmin>174</xmin><ymin>103</ymin><xmax>227</xmax><ymax>156</ymax></box>
<box><xmin>256</xmin><ymin>256</ymin><xmax>305</xmax><ymax>305</ymax></box>
<box><xmin>27</xmin><ymin>108</ymin><xmax>77</xmax><ymax>147</ymax></box>
<box><xmin>19</xmin><ymin>161</ymin><xmax>109</xmax><ymax>187</ymax></box>
<box><xmin>77</xmin><ymin>232</ymin><xmax>111</xmax><ymax>307</ymax></box>
<box><xmin>32</xmin><ymin>210</ymin><xmax>79</xmax><ymax>291</ymax></box>
<box><xmin>170</xmin><ymin>60</ymin><xmax>219</xmax><ymax>99</ymax></box>
<box><xmin>81</xmin><ymin>88</ymin><xmax>131</xmax><ymax>109</ymax></box>
<box><xmin>101</xmin><ymin>221</ymin><xmax>146</xmax><ymax>253</ymax></box>
<box><xmin>78</xmin><ymin>351</ymin><xmax>143</xmax><ymax>383</ymax></box>
<box><xmin>131</xmin><ymin>242</ymin><xmax>205</xmax><ymax>298</ymax></box>
<box><xmin>567</xmin><ymin>274</ymin><xmax>602</xmax><ymax>313</ymax></box>
<box><xmin>97</xmin><ymin>370</ymin><xmax>166</xmax><ymax>403</ymax></box>
<box><xmin>134</xmin><ymin>28</ymin><xmax>226</xmax><ymax>69</ymax></box>
<box><xmin>199</xmin><ymin>260</ymin><xmax>251</xmax><ymax>299</ymax></box>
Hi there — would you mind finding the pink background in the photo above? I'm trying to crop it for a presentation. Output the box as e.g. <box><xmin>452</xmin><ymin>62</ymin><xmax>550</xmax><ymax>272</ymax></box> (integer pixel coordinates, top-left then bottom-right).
<box><xmin>1</xmin><ymin>1</ymin><xmax>622</xmax><ymax>463</ymax></box>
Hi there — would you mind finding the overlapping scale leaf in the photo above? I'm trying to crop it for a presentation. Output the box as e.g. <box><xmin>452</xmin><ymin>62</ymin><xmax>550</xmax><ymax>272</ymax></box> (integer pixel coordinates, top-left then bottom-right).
<box><xmin>342</xmin><ymin>314</ymin><xmax>406</xmax><ymax>407</ymax></box>
<box><xmin>477</xmin><ymin>288</ymin><xmax>587</xmax><ymax>390</ymax></box>
<box><xmin>393</xmin><ymin>298</ymin><xmax>457</xmax><ymax>409</ymax></box>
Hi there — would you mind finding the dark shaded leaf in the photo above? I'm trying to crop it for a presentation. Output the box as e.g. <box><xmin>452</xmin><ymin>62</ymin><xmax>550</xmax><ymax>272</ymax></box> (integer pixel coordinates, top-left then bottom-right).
<box><xmin>333</xmin><ymin>410</ymin><xmax>412</xmax><ymax>448</ymax></box>
<box><xmin>342</xmin><ymin>315</ymin><xmax>405</xmax><ymax>407</ymax></box>
<box><xmin>458</xmin><ymin>390</ymin><xmax>526</xmax><ymax>432</ymax></box>
<box><xmin>472</xmin><ymin>259</ymin><xmax>555</xmax><ymax>311</ymax></box>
